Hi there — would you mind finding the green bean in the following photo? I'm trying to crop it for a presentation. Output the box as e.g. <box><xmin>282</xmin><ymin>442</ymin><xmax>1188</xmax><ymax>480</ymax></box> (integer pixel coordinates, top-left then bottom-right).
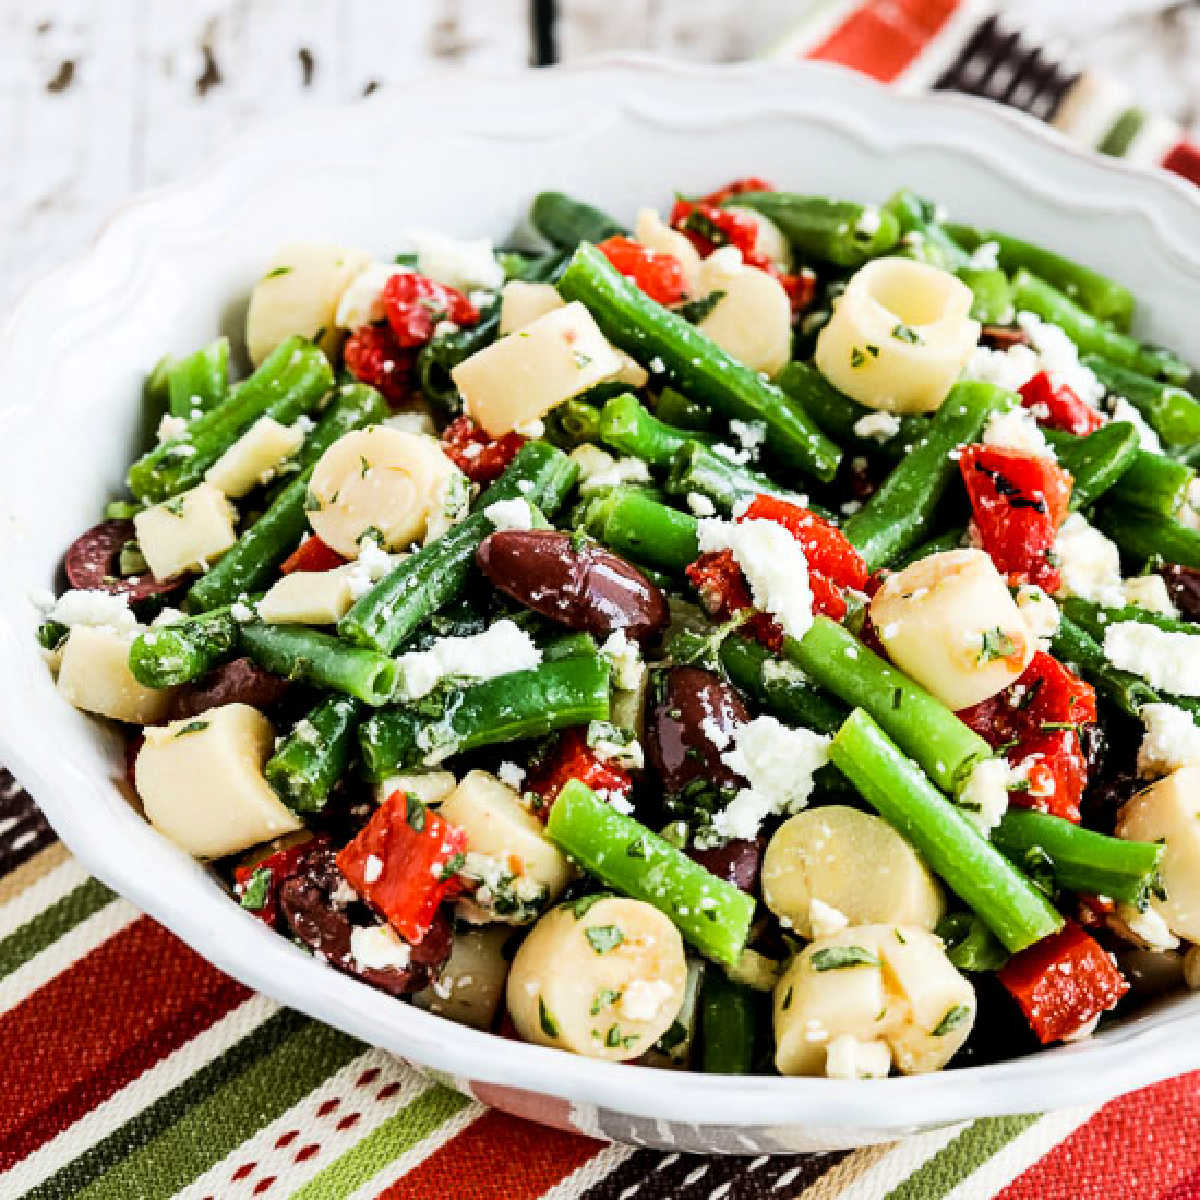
<box><xmin>184</xmin><ymin>384</ymin><xmax>388</xmax><ymax>613</ymax></box>
<box><xmin>727</xmin><ymin>192</ymin><xmax>900</xmax><ymax>268</ymax></box>
<box><xmin>655</xmin><ymin>388</ymin><xmax>713</xmax><ymax>431</ymax></box>
<box><xmin>945</xmin><ymin>224</ymin><xmax>1135</xmax><ymax>330</ymax></box>
<box><xmin>597</xmin><ymin>394</ymin><xmax>716</xmax><ymax>468</ymax></box>
<box><xmin>127</xmin><ymin>608</ymin><xmax>239</xmax><ymax>688</ymax></box>
<box><xmin>842</xmin><ymin>381</ymin><xmax>1014</xmax><ymax>571</ymax></box>
<box><xmin>699</xmin><ymin>968</ymin><xmax>757</xmax><ymax>1074</ymax></box>
<box><xmin>992</xmin><ymin>809</ymin><xmax>1163</xmax><ymax>904</ymax></box>
<box><xmin>144</xmin><ymin>354</ymin><xmax>173</xmax><ymax>414</ymax></box>
<box><xmin>581</xmin><ymin>486</ymin><xmax>699</xmax><ymax>572</ymax></box>
<box><xmin>883</xmin><ymin>189</ymin><xmax>970</xmax><ymax>271</ymax></box>
<box><xmin>265</xmin><ymin>695</ymin><xmax>362</xmax><ymax>813</ymax></box>
<box><xmin>543</xmin><ymin>399</ymin><xmax>603</xmax><ymax>450</ymax></box>
<box><xmin>338</xmin><ymin>441</ymin><xmax>578</xmax><ymax>653</ymax></box>
<box><xmin>1104</xmin><ymin>448</ymin><xmax>1194</xmax><ymax>517</ymax></box>
<box><xmin>957</xmin><ymin>266</ymin><xmax>1014</xmax><ymax>325</ymax></box>
<box><xmin>1083</xmin><ymin>355</ymin><xmax>1200</xmax><ymax>449</ymax></box>
<box><xmin>1093</xmin><ymin>503</ymin><xmax>1200</xmax><ymax>570</ymax></box>
<box><xmin>718</xmin><ymin>635</ymin><xmax>846</xmax><ymax>735</ymax></box>
<box><xmin>239</xmin><ymin>623</ymin><xmax>397</xmax><ymax>706</ymax></box>
<box><xmin>1043</xmin><ymin>422</ymin><xmax>1140</xmax><ymax>511</ymax></box>
<box><xmin>359</xmin><ymin>657</ymin><xmax>612</xmax><ymax>777</ymax></box>
<box><xmin>829</xmin><ymin>709</ymin><xmax>1063</xmax><ymax>953</ymax></box>
<box><xmin>556</xmin><ymin>244</ymin><xmax>841</xmax><ymax>482</ymax></box>
<box><xmin>1011</xmin><ymin>270</ymin><xmax>1190</xmax><ymax>385</ymax></box>
<box><xmin>166</xmin><ymin>337</ymin><xmax>229</xmax><ymax>419</ymax></box>
<box><xmin>788</xmin><ymin>617</ymin><xmax>992</xmax><ymax>795</ymax></box>
<box><xmin>1051</xmin><ymin>614</ymin><xmax>1160</xmax><ymax>719</ymax></box>
<box><xmin>545</xmin><ymin>779</ymin><xmax>756</xmax><ymax>965</ymax></box>
<box><xmin>128</xmin><ymin>336</ymin><xmax>333</xmax><ymax>503</ymax></box>
<box><xmin>540</xmin><ymin>631</ymin><xmax>600</xmax><ymax>662</ymax></box>
<box><xmin>1061</xmin><ymin>597</ymin><xmax>1200</xmax><ymax>641</ymax></box>
<box><xmin>934</xmin><ymin>913</ymin><xmax>1009</xmax><ymax>973</ymax></box>
<box><xmin>777</xmin><ymin>361</ymin><xmax>928</xmax><ymax>458</ymax></box>
<box><xmin>664</xmin><ymin>442</ymin><xmax>807</xmax><ymax>517</ymax></box>
<box><xmin>530</xmin><ymin>191</ymin><xmax>626</xmax><ymax>248</ymax></box>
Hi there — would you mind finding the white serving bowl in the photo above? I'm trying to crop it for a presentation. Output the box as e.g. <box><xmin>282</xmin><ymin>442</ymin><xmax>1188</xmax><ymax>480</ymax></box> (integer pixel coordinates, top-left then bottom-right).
<box><xmin>3</xmin><ymin>56</ymin><xmax>1200</xmax><ymax>1156</ymax></box>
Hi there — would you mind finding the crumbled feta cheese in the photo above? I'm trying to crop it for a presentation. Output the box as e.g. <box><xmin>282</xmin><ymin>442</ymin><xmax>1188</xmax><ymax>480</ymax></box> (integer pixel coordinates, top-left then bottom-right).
<box><xmin>956</xmin><ymin>757</ymin><xmax>1013</xmax><ymax>833</ymax></box>
<box><xmin>230</xmin><ymin>598</ymin><xmax>257</xmax><ymax>623</ymax></box>
<box><xmin>1054</xmin><ymin>514</ymin><xmax>1126</xmax><ymax>607</ymax></box>
<box><xmin>1122</xmin><ymin>574</ymin><xmax>1178</xmax><ymax>618</ymax></box>
<box><xmin>961</xmin><ymin>342</ymin><xmax>1040</xmax><ymax>393</ymax></box>
<box><xmin>1016</xmin><ymin>311</ymin><xmax>1105</xmax><ymax>407</ymax></box>
<box><xmin>1103</xmin><ymin>621</ymin><xmax>1200</xmax><ymax>696</ymax></box>
<box><xmin>335</xmin><ymin>261</ymin><xmax>410</xmax><ymax>330</ymax></box>
<box><xmin>151</xmin><ymin>607</ymin><xmax>186</xmax><ymax>627</ymax></box>
<box><xmin>341</xmin><ymin>537</ymin><xmax>400</xmax><ymax>600</ymax></box>
<box><xmin>569</xmin><ymin>443</ymin><xmax>616</xmax><ymax>483</ymax></box>
<box><xmin>728</xmin><ymin>418</ymin><xmax>766</xmax><ymax>456</ymax></box>
<box><xmin>1109</xmin><ymin>395</ymin><xmax>1162</xmax><ymax>453</ymax></box>
<box><xmin>855</xmin><ymin>207</ymin><xmax>882</xmax><ymax>237</ymax></box>
<box><xmin>1138</xmin><ymin>703</ymin><xmax>1200</xmax><ymax>778</ymax></box>
<box><xmin>600</xmin><ymin>628</ymin><xmax>645</xmax><ymax>692</ymax></box>
<box><xmin>697</xmin><ymin>517</ymin><xmax>814</xmax><ymax>641</ymax></box>
<box><xmin>156</xmin><ymin>414</ymin><xmax>188</xmax><ymax>443</ymax></box>
<box><xmin>825</xmin><ymin>1035</ymin><xmax>891</xmax><ymax>1080</ymax></box>
<box><xmin>395</xmin><ymin>619</ymin><xmax>541</xmax><ymax>699</ymax></box>
<box><xmin>349</xmin><ymin>925</ymin><xmax>411</xmax><ymax>972</ymax></box>
<box><xmin>50</xmin><ymin>590</ymin><xmax>139</xmax><ymax>635</ymax></box>
<box><xmin>686</xmin><ymin>492</ymin><xmax>716</xmax><ymax>518</ymax></box>
<box><xmin>967</xmin><ymin>239</ymin><xmax>1000</xmax><ymax>270</ymax></box>
<box><xmin>483</xmin><ymin>498</ymin><xmax>534</xmax><ymax>531</ymax></box>
<box><xmin>808</xmin><ymin>898</ymin><xmax>850</xmax><ymax>940</ymax></box>
<box><xmin>362</xmin><ymin>854</ymin><xmax>384</xmax><ymax>884</ymax></box>
<box><xmin>712</xmin><ymin>441</ymin><xmax>751</xmax><ymax>467</ymax></box>
<box><xmin>577</xmin><ymin>456</ymin><xmax>651</xmax><ymax>495</ymax></box>
<box><xmin>496</xmin><ymin>761</ymin><xmax>526</xmax><ymax>790</ymax></box>
<box><xmin>1015</xmin><ymin>583</ymin><xmax>1060</xmax><ymax>648</ymax></box>
<box><xmin>853</xmin><ymin>411</ymin><xmax>902</xmax><ymax>443</ymax></box>
<box><xmin>982</xmin><ymin>407</ymin><xmax>1052</xmax><ymax>457</ymax></box>
<box><xmin>330</xmin><ymin>879</ymin><xmax>358</xmax><ymax>908</ymax></box>
<box><xmin>648</xmin><ymin>356</ymin><xmax>666</xmax><ymax>375</ymax></box>
<box><xmin>1112</xmin><ymin>901</ymin><xmax>1179</xmax><ymax>951</ymax></box>
<box><xmin>713</xmin><ymin>716</ymin><xmax>830</xmax><ymax>841</ymax></box>
<box><xmin>396</xmin><ymin>229</ymin><xmax>504</xmax><ymax>292</ymax></box>
<box><xmin>617</xmin><ymin>978</ymin><xmax>676</xmax><ymax>1022</ymax></box>
<box><xmin>592</xmin><ymin>732</ymin><xmax>644</xmax><ymax>770</ymax></box>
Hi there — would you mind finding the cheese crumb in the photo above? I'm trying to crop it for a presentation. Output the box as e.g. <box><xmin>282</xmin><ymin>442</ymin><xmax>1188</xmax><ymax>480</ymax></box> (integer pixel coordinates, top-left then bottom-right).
<box><xmin>50</xmin><ymin>590</ymin><xmax>139</xmax><ymax>635</ymax></box>
<box><xmin>349</xmin><ymin>925</ymin><xmax>411</xmax><ymax>972</ymax></box>
<box><xmin>686</xmin><ymin>492</ymin><xmax>716</xmax><ymax>518</ymax></box>
<box><xmin>982</xmin><ymin>407</ymin><xmax>1052</xmax><ymax>457</ymax></box>
<box><xmin>957</xmin><ymin>757</ymin><xmax>1013</xmax><ymax>834</ymax></box>
<box><xmin>483</xmin><ymin>498</ymin><xmax>534</xmax><ymax>531</ymax></box>
<box><xmin>395</xmin><ymin>619</ymin><xmax>541</xmax><ymax>699</ymax></box>
<box><xmin>617</xmin><ymin>978</ymin><xmax>676</xmax><ymax>1022</ymax></box>
<box><xmin>1122</xmin><ymin>574</ymin><xmax>1178</xmax><ymax>618</ymax></box>
<box><xmin>1137</xmin><ymin>702</ymin><xmax>1200</xmax><ymax>778</ymax></box>
<box><xmin>600</xmin><ymin>628</ymin><xmax>645</xmax><ymax>692</ymax></box>
<box><xmin>496</xmin><ymin>761</ymin><xmax>526</xmax><ymax>790</ymax></box>
<box><xmin>1054</xmin><ymin>514</ymin><xmax>1126</xmax><ymax>608</ymax></box>
<box><xmin>1103</xmin><ymin>621</ymin><xmax>1200</xmax><ymax>696</ymax></box>
<box><xmin>853</xmin><ymin>411</ymin><xmax>902</xmax><ymax>443</ymax></box>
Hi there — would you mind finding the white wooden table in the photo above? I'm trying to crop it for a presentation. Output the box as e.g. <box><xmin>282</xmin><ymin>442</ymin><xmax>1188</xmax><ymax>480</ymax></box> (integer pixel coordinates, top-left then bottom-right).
<box><xmin>3</xmin><ymin>0</ymin><xmax>1198</xmax><ymax>314</ymax></box>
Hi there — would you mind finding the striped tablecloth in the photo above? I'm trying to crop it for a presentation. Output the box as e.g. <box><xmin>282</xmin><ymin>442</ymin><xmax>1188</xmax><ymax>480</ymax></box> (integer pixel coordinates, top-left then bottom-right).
<box><xmin>4</xmin><ymin>769</ymin><xmax>1200</xmax><ymax>1199</ymax></box>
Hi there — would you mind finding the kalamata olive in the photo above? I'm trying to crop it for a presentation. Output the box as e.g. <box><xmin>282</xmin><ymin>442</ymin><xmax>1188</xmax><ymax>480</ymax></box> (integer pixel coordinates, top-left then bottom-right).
<box><xmin>476</xmin><ymin>529</ymin><xmax>668</xmax><ymax>642</ymax></box>
<box><xmin>64</xmin><ymin>519</ymin><xmax>179</xmax><ymax>601</ymax></box>
<box><xmin>688</xmin><ymin>838</ymin><xmax>761</xmax><ymax>893</ymax></box>
<box><xmin>1158</xmin><ymin>564</ymin><xmax>1200</xmax><ymax>623</ymax></box>
<box><xmin>980</xmin><ymin>325</ymin><xmax>1031</xmax><ymax>351</ymax></box>
<box><xmin>167</xmin><ymin>657</ymin><xmax>291</xmax><ymax>720</ymax></box>
<box><xmin>645</xmin><ymin>666</ymin><xmax>749</xmax><ymax>797</ymax></box>
<box><xmin>279</xmin><ymin>844</ymin><xmax>450</xmax><ymax>996</ymax></box>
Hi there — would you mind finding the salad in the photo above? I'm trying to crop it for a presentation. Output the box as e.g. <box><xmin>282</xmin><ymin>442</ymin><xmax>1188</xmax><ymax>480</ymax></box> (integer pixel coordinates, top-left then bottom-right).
<box><xmin>37</xmin><ymin>177</ymin><xmax>1200</xmax><ymax>1080</ymax></box>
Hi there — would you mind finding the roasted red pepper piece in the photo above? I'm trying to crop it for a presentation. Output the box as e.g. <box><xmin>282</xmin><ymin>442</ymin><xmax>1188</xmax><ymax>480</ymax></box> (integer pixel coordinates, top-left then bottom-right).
<box><xmin>670</xmin><ymin>199</ymin><xmax>767</xmax><ymax>268</ymax></box>
<box><xmin>1019</xmin><ymin>371</ymin><xmax>1105</xmax><ymax>436</ymax></box>
<box><xmin>959</xmin><ymin>444</ymin><xmax>1073</xmax><ymax>590</ymax></box>
<box><xmin>382</xmin><ymin>272</ymin><xmax>479</xmax><ymax>349</ymax></box>
<box><xmin>440</xmin><ymin>414</ymin><xmax>526</xmax><ymax>484</ymax></box>
<box><xmin>595</xmin><ymin>236</ymin><xmax>687</xmax><ymax>306</ymax></box>
<box><xmin>776</xmin><ymin>268</ymin><xmax>818</xmax><ymax>315</ymax></box>
<box><xmin>280</xmin><ymin>535</ymin><xmax>348</xmax><ymax>576</ymax></box>
<box><xmin>234</xmin><ymin>832</ymin><xmax>328</xmax><ymax>928</ymax></box>
<box><xmin>998</xmin><ymin>921</ymin><xmax>1128</xmax><ymax>1044</ymax></box>
<box><xmin>526</xmin><ymin>727</ymin><xmax>634</xmax><ymax>818</ymax></box>
<box><xmin>958</xmin><ymin>652</ymin><xmax>1097</xmax><ymax>824</ymax></box>
<box><xmin>343</xmin><ymin>323</ymin><xmax>415</xmax><ymax>408</ymax></box>
<box><xmin>337</xmin><ymin>791</ymin><xmax>468</xmax><ymax>944</ymax></box>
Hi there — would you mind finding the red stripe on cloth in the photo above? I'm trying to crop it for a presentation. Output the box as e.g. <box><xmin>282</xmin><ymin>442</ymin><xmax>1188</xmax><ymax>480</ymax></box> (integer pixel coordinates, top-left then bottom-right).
<box><xmin>996</xmin><ymin>1070</ymin><xmax>1200</xmax><ymax>1200</ymax></box>
<box><xmin>806</xmin><ymin>0</ymin><xmax>963</xmax><ymax>83</ymax></box>
<box><xmin>1162</xmin><ymin>142</ymin><xmax>1200</xmax><ymax>188</ymax></box>
<box><xmin>376</xmin><ymin>1108</ymin><xmax>604</xmax><ymax>1200</ymax></box>
<box><xmin>0</xmin><ymin>915</ymin><xmax>251</xmax><ymax>1170</ymax></box>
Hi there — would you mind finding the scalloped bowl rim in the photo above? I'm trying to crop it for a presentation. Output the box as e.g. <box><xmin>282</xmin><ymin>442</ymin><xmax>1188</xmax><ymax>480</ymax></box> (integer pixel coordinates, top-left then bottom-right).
<box><xmin>3</xmin><ymin>54</ymin><xmax>1200</xmax><ymax>1137</ymax></box>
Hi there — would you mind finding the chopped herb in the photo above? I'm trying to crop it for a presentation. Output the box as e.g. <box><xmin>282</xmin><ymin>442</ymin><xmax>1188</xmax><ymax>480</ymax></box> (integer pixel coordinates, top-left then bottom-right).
<box><xmin>357</xmin><ymin>525</ymin><xmax>385</xmax><ymax>546</ymax></box>
<box><xmin>932</xmin><ymin>1004</ymin><xmax>972</xmax><ymax>1036</ymax></box>
<box><xmin>264</xmin><ymin>265</ymin><xmax>292</xmax><ymax>279</ymax></box>
<box><xmin>591</xmin><ymin>987</ymin><xmax>622</xmax><ymax>1016</ymax></box>
<box><xmin>405</xmin><ymin>794</ymin><xmax>426</xmax><ymax>833</ymax></box>
<box><xmin>239</xmin><ymin>866</ymin><xmax>272</xmax><ymax>911</ymax></box>
<box><xmin>174</xmin><ymin>719</ymin><xmax>210</xmax><ymax>737</ymax></box>
<box><xmin>656</xmin><ymin>1019</ymin><xmax>688</xmax><ymax>1052</ymax></box>
<box><xmin>850</xmin><ymin>346</ymin><xmax>868</xmax><ymax>369</ymax></box>
<box><xmin>302</xmin><ymin>489</ymin><xmax>322</xmax><ymax>512</ymax></box>
<box><xmin>891</xmin><ymin>323</ymin><xmax>923</xmax><ymax>345</ymax></box>
<box><xmin>571</xmin><ymin>350</ymin><xmax>593</xmax><ymax>369</ymax></box>
<box><xmin>674</xmin><ymin>289</ymin><xmax>726</xmax><ymax>324</ymax></box>
<box><xmin>585</xmin><ymin>924</ymin><xmax>626</xmax><ymax>954</ymax></box>
<box><xmin>781</xmin><ymin>985</ymin><xmax>794</xmax><ymax>1010</ymax></box>
<box><xmin>311</xmin><ymin>327</ymin><xmax>326</xmax><ymax>346</ymax></box>
<box><xmin>538</xmin><ymin>995</ymin><xmax>559</xmax><ymax>1038</ymax></box>
<box><xmin>625</xmin><ymin>836</ymin><xmax>651</xmax><ymax>860</ymax></box>
<box><xmin>978</xmin><ymin>627</ymin><xmax>1018</xmax><ymax>663</ymax></box>
<box><xmin>604</xmin><ymin>1024</ymin><xmax>638</xmax><ymax>1050</ymax></box>
<box><xmin>570</xmin><ymin>892</ymin><xmax>612</xmax><ymax>919</ymax></box>
<box><xmin>438</xmin><ymin>852</ymin><xmax>466</xmax><ymax>881</ymax></box>
<box><xmin>1040</xmin><ymin>721</ymin><xmax>1078</xmax><ymax>733</ymax></box>
<box><xmin>811</xmin><ymin>945</ymin><xmax>879</xmax><ymax>972</ymax></box>
<box><xmin>359</xmin><ymin>456</ymin><xmax>371</xmax><ymax>478</ymax></box>
<box><xmin>894</xmin><ymin>928</ymin><xmax>907</xmax><ymax>944</ymax></box>
<box><xmin>163</xmin><ymin>495</ymin><xmax>187</xmax><ymax>518</ymax></box>
<box><xmin>891</xmin><ymin>687</ymin><xmax>903</xmax><ymax>711</ymax></box>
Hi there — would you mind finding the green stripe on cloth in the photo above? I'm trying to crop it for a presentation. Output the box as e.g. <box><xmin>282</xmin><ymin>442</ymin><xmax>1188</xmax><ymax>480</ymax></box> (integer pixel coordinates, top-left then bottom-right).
<box><xmin>23</xmin><ymin>1010</ymin><xmax>349</xmax><ymax>1200</ymax></box>
<box><xmin>883</xmin><ymin>1114</ymin><xmax>1042</xmax><ymax>1200</ymax></box>
<box><xmin>0</xmin><ymin>877</ymin><xmax>114</xmax><ymax>980</ymax></box>
<box><xmin>289</xmin><ymin>1084</ymin><xmax>472</xmax><ymax>1199</ymax></box>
